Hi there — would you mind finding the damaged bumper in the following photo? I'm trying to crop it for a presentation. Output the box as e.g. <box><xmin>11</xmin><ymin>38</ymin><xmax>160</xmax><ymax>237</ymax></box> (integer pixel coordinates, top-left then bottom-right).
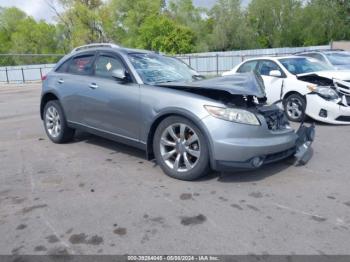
<box><xmin>305</xmin><ymin>94</ymin><xmax>350</xmax><ymax>124</ymax></box>
<box><xmin>203</xmin><ymin>115</ymin><xmax>315</xmax><ymax>171</ymax></box>
<box><xmin>294</xmin><ymin>123</ymin><xmax>315</xmax><ymax>165</ymax></box>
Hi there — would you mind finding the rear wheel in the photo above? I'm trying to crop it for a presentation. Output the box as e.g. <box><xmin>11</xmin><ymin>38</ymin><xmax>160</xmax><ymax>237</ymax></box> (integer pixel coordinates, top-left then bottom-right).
<box><xmin>283</xmin><ymin>93</ymin><xmax>306</xmax><ymax>122</ymax></box>
<box><xmin>153</xmin><ymin>116</ymin><xmax>210</xmax><ymax>181</ymax></box>
<box><xmin>43</xmin><ymin>100</ymin><xmax>75</xmax><ymax>143</ymax></box>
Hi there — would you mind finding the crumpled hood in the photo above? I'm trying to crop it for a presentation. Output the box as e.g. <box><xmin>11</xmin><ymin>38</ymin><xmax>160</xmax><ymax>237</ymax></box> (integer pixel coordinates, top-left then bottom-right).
<box><xmin>297</xmin><ymin>70</ymin><xmax>350</xmax><ymax>81</ymax></box>
<box><xmin>157</xmin><ymin>72</ymin><xmax>266</xmax><ymax>98</ymax></box>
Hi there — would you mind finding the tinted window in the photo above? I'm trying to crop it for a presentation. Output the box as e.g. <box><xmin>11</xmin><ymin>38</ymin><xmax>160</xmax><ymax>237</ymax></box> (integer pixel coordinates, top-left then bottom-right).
<box><xmin>237</xmin><ymin>61</ymin><xmax>258</xmax><ymax>73</ymax></box>
<box><xmin>67</xmin><ymin>55</ymin><xmax>94</xmax><ymax>75</ymax></box>
<box><xmin>95</xmin><ymin>55</ymin><xmax>125</xmax><ymax>78</ymax></box>
<box><xmin>257</xmin><ymin>60</ymin><xmax>282</xmax><ymax>76</ymax></box>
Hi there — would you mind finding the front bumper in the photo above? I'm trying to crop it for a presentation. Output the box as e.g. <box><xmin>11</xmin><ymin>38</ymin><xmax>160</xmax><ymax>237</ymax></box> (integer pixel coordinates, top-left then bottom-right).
<box><xmin>306</xmin><ymin>94</ymin><xmax>350</xmax><ymax>124</ymax></box>
<box><xmin>202</xmin><ymin>115</ymin><xmax>315</xmax><ymax>171</ymax></box>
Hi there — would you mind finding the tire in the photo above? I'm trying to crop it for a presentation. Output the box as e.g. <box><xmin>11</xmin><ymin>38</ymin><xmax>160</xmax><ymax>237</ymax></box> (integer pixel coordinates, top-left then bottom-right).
<box><xmin>283</xmin><ymin>93</ymin><xmax>306</xmax><ymax>122</ymax></box>
<box><xmin>153</xmin><ymin>116</ymin><xmax>210</xmax><ymax>181</ymax></box>
<box><xmin>43</xmin><ymin>100</ymin><xmax>75</xmax><ymax>143</ymax></box>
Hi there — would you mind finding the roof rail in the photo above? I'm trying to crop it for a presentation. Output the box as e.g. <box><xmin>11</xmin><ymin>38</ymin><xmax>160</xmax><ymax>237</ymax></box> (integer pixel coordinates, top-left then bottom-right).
<box><xmin>71</xmin><ymin>43</ymin><xmax>120</xmax><ymax>53</ymax></box>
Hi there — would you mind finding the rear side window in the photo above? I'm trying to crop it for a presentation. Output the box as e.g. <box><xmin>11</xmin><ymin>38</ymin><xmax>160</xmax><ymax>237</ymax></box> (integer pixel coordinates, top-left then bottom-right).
<box><xmin>237</xmin><ymin>61</ymin><xmax>258</xmax><ymax>73</ymax></box>
<box><xmin>67</xmin><ymin>55</ymin><xmax>95</xmax><ymax>75</ymax></box>
<box><xmin>56</xmin><ymin>59</ymin><xmax>70</xmax><ymax>73</ymax></box>
<box><xmin>94</xmin><ymin>55</ymin><xmax>125</xmax><ymax>78</ymax></box>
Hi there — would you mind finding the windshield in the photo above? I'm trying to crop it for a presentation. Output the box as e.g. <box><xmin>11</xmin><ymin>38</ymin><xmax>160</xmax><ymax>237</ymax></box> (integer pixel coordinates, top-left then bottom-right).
<box><xmin>279</xmin><ymin>57</ymin><xmax>333</xmax><ymax>75</ymax></box>
<box><xmin>128</xmin><ymin>53</ymin><xmax>200</xmax><ymax>84</ymax></box>
<box><xmin>326</xmin><ymin>52</ymin><xmax>350</xmax><ymax>66</ymax></box>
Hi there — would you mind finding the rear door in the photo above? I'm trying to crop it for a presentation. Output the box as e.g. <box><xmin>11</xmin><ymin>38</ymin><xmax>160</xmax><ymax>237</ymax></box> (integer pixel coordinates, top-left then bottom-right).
<box><xmin>53</xmin><ymin>52</ymin><xmax>96</xmax><ymax>123</ymax></box>
<box><xmin>82</xmin><ymin>51</ymin><xmax>141</xmax><ymax>141</ymax></box>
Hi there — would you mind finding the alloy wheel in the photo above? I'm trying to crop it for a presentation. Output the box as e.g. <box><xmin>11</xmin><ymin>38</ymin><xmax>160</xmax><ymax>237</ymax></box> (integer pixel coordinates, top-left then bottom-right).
<box><xmin>160</xmin><ymin>123</ymin><xmax>201</xmax><ymax>172</ymax></box>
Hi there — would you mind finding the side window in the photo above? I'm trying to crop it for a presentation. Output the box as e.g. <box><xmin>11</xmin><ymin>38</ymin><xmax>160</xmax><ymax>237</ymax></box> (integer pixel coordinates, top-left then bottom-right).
<box><xmin>56</xmin><ymin>59</ymin><xmax>70</xmax><ymax>73</ymax></box>
<box><xmin>237</xmin><ymin>61</ymin><xmax>258</xmax><ymax>73</ymax></box>
<box><xmin>314</xmin><ymin>53</ymin><xmax>327</xmax><ymax>63</ymax></box>
<box><xmin>94</xmin><ymin>55</ymin><xmax>125</xmax><ymax>79</ymax></box>
<box><xmin>257</xmin><ymin>60</ymin><xmax>282</xmax><ymax>76</ymax></box>
<box><xmin>67</xmin><ymin>54</ymin><xmax>95</xmax><ymax>75</ymax></box>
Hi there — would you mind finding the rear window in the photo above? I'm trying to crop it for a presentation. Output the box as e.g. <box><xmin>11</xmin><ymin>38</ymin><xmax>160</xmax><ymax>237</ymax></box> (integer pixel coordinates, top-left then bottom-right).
<box><xmin>67</xmin><ymin>55</ymin><xmax>95</xmax><ymax>75</ymax></box>
<box><xmin>237</xmin><ymin>61</ymin><xmax>258</xmax><ymax>73</ymax></box>
<box><xmin>56</xmin><ymin>59</ymin><xmax>70</xmax><ymax>73</ymax></box>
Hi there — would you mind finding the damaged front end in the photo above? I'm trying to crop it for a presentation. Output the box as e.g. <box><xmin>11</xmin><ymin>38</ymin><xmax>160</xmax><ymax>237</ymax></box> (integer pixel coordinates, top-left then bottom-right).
<box><xmin>158</xmin><ymin>72</ymin><xmax>315</xmax><ymax>166</ymax></box>
<box><xmin>297</xmin><ymin>73</ymin><xmax>350</xmax><ymax>124</ymax></box>
<box><xmin>257</xmin><ymin>103</ymin><xmax>315</xmax><ymax>166</ymax></box>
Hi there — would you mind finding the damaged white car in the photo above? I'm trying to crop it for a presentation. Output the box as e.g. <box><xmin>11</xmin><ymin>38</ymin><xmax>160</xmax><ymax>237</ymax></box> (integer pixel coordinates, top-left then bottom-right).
<box><xmin>223</xmin><ymin>56</ymin><xmax>350</xmax><ymax>124</ymax></box>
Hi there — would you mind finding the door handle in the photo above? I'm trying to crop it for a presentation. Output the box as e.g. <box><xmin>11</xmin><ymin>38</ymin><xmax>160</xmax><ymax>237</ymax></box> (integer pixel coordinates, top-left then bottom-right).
<box><xmin>58</xmin><ymin>79</ymin><xmax>64</xmax><ymax>84</ymax></box>
<box><xmin>89</xmin><ymin>83</ymin><xmax>98</xmax><ymax>89</ymax></box>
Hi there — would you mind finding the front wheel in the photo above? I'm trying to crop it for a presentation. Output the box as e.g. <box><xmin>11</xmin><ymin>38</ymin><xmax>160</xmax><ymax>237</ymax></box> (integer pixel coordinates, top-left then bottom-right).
<box><xmin>153</xmin><ymin>116</ymin><xmax>210</xmax><ymax>181</ymax></box>
<box><xmin>283</xmin><ymin>93</ymin><xmax>306</xmax><ymax>122</ymax></box>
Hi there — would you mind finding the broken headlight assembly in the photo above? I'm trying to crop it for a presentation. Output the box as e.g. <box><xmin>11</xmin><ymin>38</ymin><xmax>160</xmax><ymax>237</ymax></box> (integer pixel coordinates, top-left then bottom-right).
<box><xmin>204</xmin><ymin>105</ymin><xmax>260</xmax><ymax>126</ymax></box>
<box><xmin>307</xmin><ymin>85</ymin><xmax>339</xmax><ymax>100</ymax></box>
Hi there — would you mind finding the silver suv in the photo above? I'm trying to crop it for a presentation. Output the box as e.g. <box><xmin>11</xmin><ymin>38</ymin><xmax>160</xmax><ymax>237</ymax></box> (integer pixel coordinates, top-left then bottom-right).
<box><xmin>40</xmin><ymin>43</ymin><xmax>315</xmax><ymax>180</ymax></box>
<box><xmin>296</xmin><ymin>49</ymin><xmax>350</xmax><ymax>70</ymax></box>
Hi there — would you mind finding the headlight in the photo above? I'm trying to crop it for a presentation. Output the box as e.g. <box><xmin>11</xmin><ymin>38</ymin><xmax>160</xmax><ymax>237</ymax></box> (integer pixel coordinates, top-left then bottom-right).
<box><xmin>307</xmin><ymin>85</ymin><xmax>339</xmax><ymax>100</ymax></box>
<box><xmin>204</xmin><ymin>105</ymin><xmax>260</xmax><ymax>125</ymax></box>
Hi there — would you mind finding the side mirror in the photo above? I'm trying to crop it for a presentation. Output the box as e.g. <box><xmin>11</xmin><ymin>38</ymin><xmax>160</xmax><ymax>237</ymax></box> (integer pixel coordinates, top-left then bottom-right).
<box><xmin>269</xmin><ymin>70</ymin><xmax>282</xmax><ymax>77</ymax></box>
<box><xmin>111</xmin><ymin>69</ymin><xmax>128</xmax><ymax>82</ymax></box>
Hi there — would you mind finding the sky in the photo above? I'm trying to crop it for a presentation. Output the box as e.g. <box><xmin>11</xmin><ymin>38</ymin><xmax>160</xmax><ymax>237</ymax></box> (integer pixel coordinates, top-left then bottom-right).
<box><xmin>0</xmin><ymin>0</ymin><xmax>250</xmax><ymax>23</ymax></box>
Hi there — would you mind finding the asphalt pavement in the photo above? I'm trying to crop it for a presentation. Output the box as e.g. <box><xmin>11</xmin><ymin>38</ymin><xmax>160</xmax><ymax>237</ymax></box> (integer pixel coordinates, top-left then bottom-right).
<box><xmin>0</xmin><ymin>83</ymin><xmax>350</xmax><ymax>255</ymax></box>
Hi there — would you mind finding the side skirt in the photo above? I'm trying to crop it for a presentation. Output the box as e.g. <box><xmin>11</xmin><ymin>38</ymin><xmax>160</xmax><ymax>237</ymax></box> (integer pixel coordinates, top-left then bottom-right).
<box><xmin>67</xmin><ymin>121</ymin><xmax>147</xmax><ymax>151</ymax></box>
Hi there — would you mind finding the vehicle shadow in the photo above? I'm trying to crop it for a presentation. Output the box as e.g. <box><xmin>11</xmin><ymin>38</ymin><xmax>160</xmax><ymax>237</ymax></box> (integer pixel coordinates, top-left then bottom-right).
<box><xmin>73</xmin><ymin>131</ymin><xmax>145</xmax><ymax>159</ymax></box>
<box><xmin>72</xmin><ymin>131</ymin><xmax>299</xmax><ymax>183</ymax></box>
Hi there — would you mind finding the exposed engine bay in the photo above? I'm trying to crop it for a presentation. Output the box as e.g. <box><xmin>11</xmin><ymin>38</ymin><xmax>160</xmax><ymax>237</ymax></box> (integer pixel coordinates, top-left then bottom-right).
<box><xmin>157</xmin><ymin>73</ymin><xmax>289</xmax><ymax>131</ymax></box>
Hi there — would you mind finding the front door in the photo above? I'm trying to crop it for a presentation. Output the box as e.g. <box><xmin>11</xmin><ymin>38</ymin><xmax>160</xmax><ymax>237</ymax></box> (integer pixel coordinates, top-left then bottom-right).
<box><xmin>257</xmin><ymin>60</ymin><xmax>285</xmax><ymax>104</ymax></box>
<box><xmin>82</xmin><ymin>52</ymin><xmax>141</xmax><ymax>141</ymax></box>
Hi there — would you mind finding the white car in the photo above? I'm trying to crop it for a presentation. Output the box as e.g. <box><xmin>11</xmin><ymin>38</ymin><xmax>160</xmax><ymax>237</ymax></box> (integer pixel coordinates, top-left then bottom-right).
<box><xmin>222</xmin><ymin>56</ymin><xmax>350</xmax><ymax>124</ymax></box>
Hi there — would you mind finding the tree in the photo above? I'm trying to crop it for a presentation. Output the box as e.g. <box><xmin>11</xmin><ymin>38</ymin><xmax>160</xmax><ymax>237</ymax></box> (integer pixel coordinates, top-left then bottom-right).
<box><xmin>137</xmin><ymin>15</ymin><xmax>196</xmax><ymax>54</ymax></box>
<box><xmin>247</xmin><ymin>0</ymin><xmax>303</xmax><ymax>48</ymax></box>
<box><xmin>300</xmin><ymin>0</ymin><xmax>350</xmax><ymax>45</ymax></box>
<box><xmin>0</xmin><ymin>7</ymin><xmax>27</xmax><ymax>53</ymax></box>
<box><xmin>168</xmin><ymin>0</ymin><xmax>211</xmax><ymax>51</ymax></box>
<box><xmin>105</xmin><ymin>0</ymin><xmax>164</xmax><ymax>47</ymax></box>
<box><xmin>53</xmin><ymin>0</ymin><xmax>106</xmax><ymax>49</ymax></box>
<box><xmin>207</xmin><ymin>0</ymin><xmax>256</xmax><ymax>51</ymax></box>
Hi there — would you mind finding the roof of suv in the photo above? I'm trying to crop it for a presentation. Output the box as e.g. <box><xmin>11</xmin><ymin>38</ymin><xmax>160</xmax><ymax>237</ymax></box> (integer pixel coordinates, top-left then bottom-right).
<box><xmin>242</xmin><ymin>55</ymin><xmax>309</xmax><ymax>61</ymax></box>
<box><xmin>70</xmin><ymin>43</ymin><xmax>154</xmax><ymax>55</ymax></box>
